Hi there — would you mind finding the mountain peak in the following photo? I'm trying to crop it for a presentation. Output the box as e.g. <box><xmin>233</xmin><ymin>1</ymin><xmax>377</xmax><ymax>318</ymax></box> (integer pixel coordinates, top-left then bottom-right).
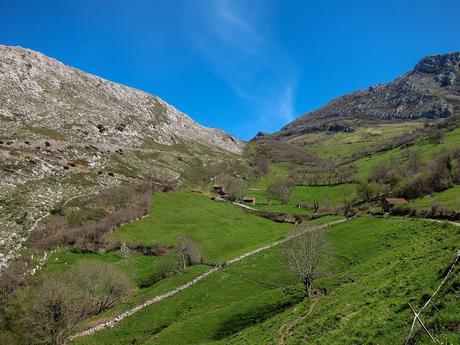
<box><xmin>411</xmin><ymin>52</ymin><xmax>460</xmax><ymax>87</ymax></box>
<box><xmin>0</xmin><ymin>45</ymin><xmax>243</xmax><ymax>154</ymax></box>
<box><xmin>412</xmin><ymin>52</ymin><xmax>460</xmax><ymax>74</ymax></box>
<box><xmin>273</xmin><ymin>52</ymin><xmax>460</xmax><ymax>140</ymax></box>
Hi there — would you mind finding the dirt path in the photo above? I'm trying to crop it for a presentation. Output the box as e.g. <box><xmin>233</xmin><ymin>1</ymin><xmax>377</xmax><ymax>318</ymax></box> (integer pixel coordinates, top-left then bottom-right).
<box><xmin>277</xmin><ymin>298</ymin><xmax>320</xmax><ymax>345</ymax></box>
<box><xmin>233</xmin><ymin>202</ymin><xmax>257</xmax><ymax>210</ymax></box>
<box><xmin>420</xmin><ymin>218</ymin><xmax>460</xmax><ymax>227</ymax></box>
<box><xmin>392</xmin><ymin>216</ymin><xmax>460</xmax><ymax>227</ymax></box>
<box><xmin>69</xmin><ymin>219</ymin><xmax>347</xmax><ymax>341</ymax></box>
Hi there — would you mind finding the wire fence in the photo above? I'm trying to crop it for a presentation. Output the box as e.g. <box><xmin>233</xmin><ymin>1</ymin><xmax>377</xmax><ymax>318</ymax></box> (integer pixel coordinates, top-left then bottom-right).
<box><xmin>405</xmin><ymin>249</ymin><xmax>459</xmax><ymax>344</ymax></box>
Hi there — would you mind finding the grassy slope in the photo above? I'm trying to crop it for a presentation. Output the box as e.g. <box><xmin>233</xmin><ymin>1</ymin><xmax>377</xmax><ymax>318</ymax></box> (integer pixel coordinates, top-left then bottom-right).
<box><xmin>290</xmin><ymin>122</ymin><xmax>424</xmax><ymax>162</ymax></box>
<box><xmin>109</xmin><ymin>191</ymin><xmax>292</xmax><ymax>261</ymax></box>
<box><xmin>43</xmin><ymin>250</ymin><xmax>175</xmax><ymax>287</ymax></box>
<box><xmin>410</xmin><ymin>184</ymin><xmax>460</xmax><ymax>210</ymax></box>
<box><xmin>222</xmin><ymin>217</ymin><xmax>460</xmax><ymax>345</ymax></box>
<box><xmin>353</xmin><ymin>127</ymin><xmax>460</xmax><ymax>178</ymax></box>
<box><xmin>37</xmin><ymin>191</ymin><xmax>294</xmax><ymax>334</ymax></box>
<box><xmin>246</xmin><ymin>162</ymin><xmax>357</xmax><ymax>214</ymax></box>
<box><xmin>74</xmin><ymin>216</ymin><xmax>459</xmax><ymax>345</ymax></box>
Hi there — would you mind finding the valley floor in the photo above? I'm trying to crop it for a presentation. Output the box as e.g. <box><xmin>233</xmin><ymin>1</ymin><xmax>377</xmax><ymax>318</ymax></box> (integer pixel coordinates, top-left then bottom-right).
<box><xmin>56</xmin><ymin>192</ymin><xmax>460</xmax><ymax>345</ymax></box>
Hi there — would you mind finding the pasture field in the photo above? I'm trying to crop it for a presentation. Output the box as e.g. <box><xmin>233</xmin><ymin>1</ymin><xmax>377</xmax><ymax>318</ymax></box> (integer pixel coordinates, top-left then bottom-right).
<box><xmin>74</xmin><ymin>216</ymin><xmax>460</xmax><ymax>345</ymax></box>
<box><xmin>38</xmin><ymin>191</ymin><xmax>294</xmax><ymax>328</ymax></box>
<box><xmin>410</xmin><ymin>184</ymin><xmax>460</xmax><ymax>210</ymax></box>
<box><xmin>353</xmin><ymin>127</ymin><xmax>460</xmax><ymax>178</ymax></box>
<box><xmin>109</xmin><ymin>191</ymin><xmax>293</xmax><ymax>261</ymax></box>
<box><xmin>290</xmin><ymin>122</ymin><xmax>424</xmax><ymax>162</ymax></box>
<box><xmin>248</xmin><ymin>182</ymin><xmax>357</xmax><ymax>214</ymax></box>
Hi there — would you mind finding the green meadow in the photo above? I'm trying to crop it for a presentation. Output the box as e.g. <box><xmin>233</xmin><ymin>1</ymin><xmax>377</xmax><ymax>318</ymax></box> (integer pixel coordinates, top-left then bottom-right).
<box><xmin>73</xmin><ymin>216</ymin><xmax>460</xmax><ymax>345</ymax></box>
<box><xmin>109</xmin><ymin>191</ymin><xmax>292</xmax><ymax>261</ymax></box>
<box><xmin>353</xmin><ymin>127</ymin><xmax>460</xmax><ymax>178</ymax></box>
<box><xmin>410</xmin><ymin>184</ymin><xmax>460</xmax><ymax>210</ymax></box>
<box><xmin>244</xmin><ymin>161</ymin><xmax>357</xmax><ymax>214</ymax></box>
<box><xmin>291</xmin><ymin>122</ymin><xmax>424</xmax><ymax>162</ymax></box>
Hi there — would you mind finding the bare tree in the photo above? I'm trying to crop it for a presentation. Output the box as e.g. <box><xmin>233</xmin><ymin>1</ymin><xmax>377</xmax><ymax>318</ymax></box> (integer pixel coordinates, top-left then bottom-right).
<box><xmin>432</xmin><ymin>129</ymin><xmax>445</xmax><ymax>144</ymax></box>
<box><xmin>177</xmin><ymin>236</ymin><xmax>203</xmax><ymax>272</ymax></box>
<box><xmin>312</xmin><ymin>200</ymin><xmax>319</xmax><ymax>212</ymax></box>
<box><xmin>407</xmin><ymin>149</ymin><xmax>423</xmax><ymax>174</ymax></box>
<box><xmin>266</xmin><ymin>178</ymin><xmax>277</xmax><ymax>206</ymax></box>
<box><xmin>14</xmin><ymin>274</ymin><xmax>87</xmax><ymax>345</ymax></box>
<box><xmin>117</xmin><ymin>241</ymin><xmax>131</xmax><ymax>259</ymax></box>
<box><xmin>72</xmin><ymin>261</ymin><xmax>132</xmax><ymax>315</ymax></box>
<box><xmin>341</xmin><ymin>194</ymin><xmax>352</xmax><ymax>218</ymax></box>
<box><xmin>282</xmin><ymin>226</ymin><xmax>329</xmax><ymax>297</ymax></box>
<box><xmin>278</xmin><ymin>182</ymin><xmax>294</xmax><ymax>205</ymax></box>
<box><xmin>12</xmin><ymin>261</ymin><xmax>132</xmax><ymax>345</ymax></box>
<box><xmin>219</xmin><ymin>174</ymin><xmax>248</xmax><ymax>201</ymax></box>
<box><xmin>254</xmin><ymin>157</ymin><xmax>270</xmax><ymax>177</ymax></box>
<box><xmin>267</xmin><ymin>178</ymin><xmax>294</xmax><ymax>205</ymax></box>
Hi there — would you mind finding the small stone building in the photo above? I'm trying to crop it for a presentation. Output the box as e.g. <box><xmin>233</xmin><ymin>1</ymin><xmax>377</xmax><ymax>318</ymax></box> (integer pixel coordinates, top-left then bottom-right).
<box><xmin>382</xmin><ymin>197</ymin><xmax>409</xmax><ymax>212</ymax></box>
<box><xmin>242</xmin><ymin>196</ymin><xmax>256</xmax><ymax>205</ymax></box>
<box><xmin>212</xmin><ymin>182</ymin><xmax>224</xmax><ymax>194</ymax></box>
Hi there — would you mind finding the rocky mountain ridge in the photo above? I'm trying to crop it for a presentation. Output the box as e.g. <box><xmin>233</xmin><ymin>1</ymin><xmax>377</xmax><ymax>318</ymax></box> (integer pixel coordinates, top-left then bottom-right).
<box><xmin>0</xmin><ymin>45</ymin><xmax>242</xmax><ymax>153</ymax></box>
<box><xmin>275</xmin><ymin>52</ymin><xmax>460</xmax><ymax>139</ymax></box>
<box><xmin>0</xmin><ymin>45</ymin><xmax>243</xmax><ymax>269</ymax></box>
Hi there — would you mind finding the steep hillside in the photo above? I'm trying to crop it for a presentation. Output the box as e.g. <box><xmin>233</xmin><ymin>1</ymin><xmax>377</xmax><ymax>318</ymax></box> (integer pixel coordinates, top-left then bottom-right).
<box><xmin>275</xmin><ymin>52</ymin><xmax>460</xmax><ymax>139</ymax></box>
<box><xmin>70</xmin><ymin>215</ymin><xmax>459</xmax><ymax>345</ymax></box>
<box><xmin>0</xmin><ymin>45</ymin><xmax>243</xmax><ymax>269</ymax></box>
<box><xmin>0</xmin><ymin>46</ymin><xmax>241</xmax><ymax>153</ymax></box>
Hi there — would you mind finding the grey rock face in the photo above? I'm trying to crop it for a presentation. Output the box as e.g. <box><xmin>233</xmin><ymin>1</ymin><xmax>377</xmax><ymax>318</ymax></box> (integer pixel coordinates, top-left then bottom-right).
<box><xmin>0</xmin><ymin>45</ymin><xmax>243</xmax><ymax>269</ymax></box>
<box><xmin>413</xmin><ymin>52</ymin><xmax>460</xmax><ymax>75</ymax></box>
<box><xmin>276</xmin><ymin>52</ymin><xmax>460</xmax><ymax>139</ymax></box>
<box><xmin>0</xmin><ymin>45</ymin><xmax>243</xmax><ymax>154</ymax></box>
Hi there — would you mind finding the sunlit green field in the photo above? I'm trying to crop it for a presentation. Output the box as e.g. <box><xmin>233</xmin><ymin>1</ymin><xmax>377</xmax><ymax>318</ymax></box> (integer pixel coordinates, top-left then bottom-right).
<box><xmin>74</xmin><ymin>216</ymin><xmax>460</xmax><ymax>345</ymax></box>
<box><xmin>109</xmin><ymin>191</ymin><xmax>292</xmax><ymax>261</ymax></box>
<box><xmin>353</xmin><ymin>127</ymin><xmax>460</xmax><ymax>178</ymax></box>
<box><xmin>249</xmin><ymin>176</ymin><xmax>357</xmax><ymax>214</ymax></box>
<box><xmin>410</xmin><ymin>184</ymin><xmax>460</xmax><ymax>210</ymax></box>
<box><xmin>290</xmin><ymin>122</ymin><xmax>424</xmax><ymax>162</ymax></box>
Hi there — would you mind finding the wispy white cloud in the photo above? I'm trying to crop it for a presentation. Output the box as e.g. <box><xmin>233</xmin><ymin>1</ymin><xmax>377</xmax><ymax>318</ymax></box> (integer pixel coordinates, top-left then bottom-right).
<box><xmin>212</xmin><ymin>0</ymin><xmax>263</xmax><ymax>56</ymax></box>
<box><xmin>277</xmin><ymin>84</ymin><xmax>297</xmax><ymax>122</ymax></box>
<box><xmin>184</xmin><ymin>0</ymin><xmax>297</xmax><ymax>135</ymax></box>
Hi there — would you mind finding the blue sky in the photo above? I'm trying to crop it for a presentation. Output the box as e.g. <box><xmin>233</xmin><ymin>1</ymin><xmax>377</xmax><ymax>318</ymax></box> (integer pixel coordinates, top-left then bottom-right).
<box><xmin>1</xmin><ymin>0</ymin><xmax>460</xmax><ymax>139</ymax></box>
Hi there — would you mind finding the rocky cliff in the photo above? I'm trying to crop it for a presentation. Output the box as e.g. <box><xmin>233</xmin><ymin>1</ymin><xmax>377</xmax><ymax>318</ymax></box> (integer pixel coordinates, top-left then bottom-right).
<box><xmin>0</xmin><ymin>45</ymin><xmax>243</xmax><ymax>268</ymax></box>
<box><xmin>275</xmin><ymin>52</ymin><xmax>460</xmax><ymax>139</ymax></box>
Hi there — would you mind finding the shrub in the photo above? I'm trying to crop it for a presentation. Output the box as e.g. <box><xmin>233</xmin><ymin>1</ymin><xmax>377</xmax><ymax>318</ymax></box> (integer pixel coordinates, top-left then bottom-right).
<box><xmin>72</xmin><ymin>261</ymin><xmax>132</xmax><ymax>314</ymax></box>
<box><xmin>9</xmin><ymin>261</ymin><xmax>131</xmax><ymax>345</ymax></box>
<box><xmin>29</xmin><ymin>185</ymin><xmax>152</xmax><ymax>251</ymax></box>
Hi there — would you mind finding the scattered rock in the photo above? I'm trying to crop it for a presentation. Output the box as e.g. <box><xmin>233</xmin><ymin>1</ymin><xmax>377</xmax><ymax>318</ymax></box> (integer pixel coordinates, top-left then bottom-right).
<box><xmin>96</xmin><ymin>124</ymin><xmax>107</xmax><ymax>133</ymax></box>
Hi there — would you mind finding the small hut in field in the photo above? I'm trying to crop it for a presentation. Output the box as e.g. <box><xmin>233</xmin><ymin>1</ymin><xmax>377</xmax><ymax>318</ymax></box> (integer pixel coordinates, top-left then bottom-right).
<box><xmin>212</xmin><ymin>182</ymin><xmax>224</xmax><ymax>194</ymax></box>
<box><xmin>382</xmin><ymin>197</ymin><xmax>408</xmax><ymax>212</ymax></box>
<box><xmin>242</xmin><ymin>196</ymin><xmax>256</xmax><ymax>205</ymax></box>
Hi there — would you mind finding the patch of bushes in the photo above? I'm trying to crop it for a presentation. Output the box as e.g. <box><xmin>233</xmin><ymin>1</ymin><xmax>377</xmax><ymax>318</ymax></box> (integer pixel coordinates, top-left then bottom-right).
<box><xmin>6</xmin><ymin>261</ymin><xmax>132</xmax><ymax>345</ymax></box>
<box><xmin>28</xmin><ymin>185</ymin><xmax>152</xmax><ymax>251</ymax></box>
<box><xmin>369</xmin><ymin>148</ymin><xmax>460</xmax><ymax>200</ymax></box>
<box><xmin>391</xmin><ymin>203</ymin><xmax>460</xmax><ymax>220</ymax></box>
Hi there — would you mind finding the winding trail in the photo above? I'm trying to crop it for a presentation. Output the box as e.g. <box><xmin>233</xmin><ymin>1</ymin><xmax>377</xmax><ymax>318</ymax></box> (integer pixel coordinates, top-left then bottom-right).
<box><xmin>69</xmin><ymin>218</ymin><xmax>347</xmax><ymax>341</ymax></box>
<box><xmin>392</xmin><ymin>216</ymin><xmax>460</xmax><ymax>228</ymax></box>
<box><xmin>277</xmin><ymin>298</ymin><xmax>320</xmax><ymax>345</ymax></box>
<box><xmin>419</xmin><ymin>218</ymin><xmax>460</xmax><ymax>227</ymax></box>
